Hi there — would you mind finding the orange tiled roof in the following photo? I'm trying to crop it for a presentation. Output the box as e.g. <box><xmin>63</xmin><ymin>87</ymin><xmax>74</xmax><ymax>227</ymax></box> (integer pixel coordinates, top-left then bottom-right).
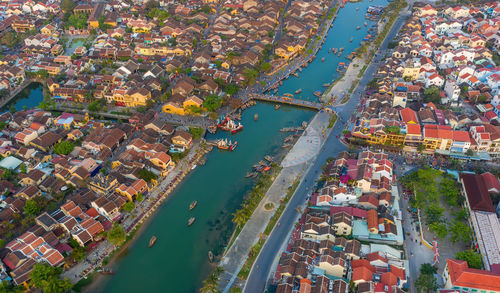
<box><xmin>447</xmin><ymin>259</ymin><xmax>500</xmax><ymax>291</ymax></box>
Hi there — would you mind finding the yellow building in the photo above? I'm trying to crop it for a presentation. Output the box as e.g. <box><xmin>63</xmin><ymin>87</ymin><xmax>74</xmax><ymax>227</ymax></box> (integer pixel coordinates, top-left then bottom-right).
<box><xmin>114</xmin><ymin>88</ymin><xmax>151</xmax><ymax>107</ymax></box>
<box><xmin>162</xmin><ymin>94</ymin><xmax>203</xmax><ymax>116</ymax></box>
<box><xmin>402</xmin><ymin>67</ymin><xmax>421</xmax><ymax>80</ymax></box>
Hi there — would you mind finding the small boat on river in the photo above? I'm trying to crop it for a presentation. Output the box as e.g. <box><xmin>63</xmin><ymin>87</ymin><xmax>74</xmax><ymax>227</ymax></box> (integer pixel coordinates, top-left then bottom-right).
<box><xmin>283</xmin><ymin>93</ymin><xmax>294</xmax><ymax>98</ymax></box>
<box><xmin>208</xmin><ymin>251</ymin><xmax>214</xmax><ymax>263</ymax></box>
<box><xmin>98</xmin><ymin>268</ymin><xmax>115</xmax><ymax>275</ymax></box>
<box><xmin>313</xmin><ymin>91</ymin><xmax>323</xmax><ymax>97</ymax></box>
<box><xmin>350</xmin><ymin>37</ymin><xmax>353</xmax><ymax>42</ymax></box>
<box><xmin>295</xmin><ymin>88</ymin><xmax>302</xmax><ymax>94</ymax></box>
<box><xmin>220</xmin><ymin>120</ymin><xmax>243</xmax><ymax>134</ymax></box>
<box><xmin>265</xmin><ymin>155</ymin><xmax>273</xmax><ymax>162</ymax></box>
<box><xmin>356</xmin><ymin>26</ymin><xmax>361</xmax><ymax>30</ymax></box>
<box><xmin>356</xmin><ymin>7</ymin><xmax>359</xmax><ymax>11</ymax></box>
<box><xmin>321</xmin><ymin>57</ymin><xmax>325</xmax><ymax>62</ymax></box>
<box><xmin>189</xmin><ymin>201</ymin><xmax>197</xmax><ymax>211</ymax></box>
<box><xmin>322</xmin><ymin>83</ymin><xmax>330</xmax><ymax>87</ymax></box>
<box><xmin>188</xmin><ymin>217</ymin><xmax>195</xmax><ymax>226</ymax></box>
<box><xmin>254</xmin><ymin>114</ymin><xmax>258</xmax><ymax>121</ymax></box>
<box><xmin>364</xmin><ymin>22</ymin><xmax>367</xmax><ymax>26</ymax></box>
<box><xmin>275</xmin><ymin>104</ymin><xmax>280</xmax><ymax>110</ymax></box>
<box><xmin>149</xmin><ymin>236</ymin><xmax>157</xmax><ymax>248</ymax></box>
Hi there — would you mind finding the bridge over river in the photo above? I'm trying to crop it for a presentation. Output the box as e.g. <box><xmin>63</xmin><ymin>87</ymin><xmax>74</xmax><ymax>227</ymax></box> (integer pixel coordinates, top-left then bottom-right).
<box><xmin>250</xmin><ymin>94</ymin><xmax>324</xmax><ymax>110</ymax></box>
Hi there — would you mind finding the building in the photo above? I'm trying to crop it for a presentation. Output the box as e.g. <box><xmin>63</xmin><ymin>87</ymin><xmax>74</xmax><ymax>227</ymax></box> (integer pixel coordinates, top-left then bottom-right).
<box><xmin>442</xmin><ymin>259</ymin><xmax>500</xmax><ymax>292</ymax></box>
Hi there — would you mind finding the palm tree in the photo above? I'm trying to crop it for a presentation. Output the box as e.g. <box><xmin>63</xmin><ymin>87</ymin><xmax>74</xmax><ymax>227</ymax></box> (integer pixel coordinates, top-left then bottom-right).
<box><xmin>200</xmin><ymin>276</ymin><xmax>217</xmax><ymax>293</ymax></box>
<box><xmin>232</xmin><ymin>210</ymin><xmax>246</xmax><ymax>228</ymax></box>
<box><xmin>213</xmin><ymin>266</ymin><xmax>224</xmax><ymax>278</ymax></box>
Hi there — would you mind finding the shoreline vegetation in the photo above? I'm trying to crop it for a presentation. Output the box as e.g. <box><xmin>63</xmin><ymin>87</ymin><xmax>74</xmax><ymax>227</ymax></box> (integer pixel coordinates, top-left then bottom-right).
<box><xmin>237</xmin><ymin>177</ymin><xmax>300</xmax><ymax>280</ymax></box>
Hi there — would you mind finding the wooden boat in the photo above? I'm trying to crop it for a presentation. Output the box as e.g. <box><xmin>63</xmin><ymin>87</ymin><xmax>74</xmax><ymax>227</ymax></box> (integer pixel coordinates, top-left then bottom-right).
<box><xmin>189</xmin><ymin>201</ymin><xmax>197</xmax><ymax>211</ymax></box>
<box><xmin>283</xmin><ymin>93</ymin><xmax>294</xmax><ymax>97</ymax></box>
<box><xmin>356</xmin><ymin>26</ymin><xmax>361</xmax><ymax>30</ymax></box>
<box><xmin>313</xmin><ymin>91</ymin><xmax>323</xmax><ymax>97</ymax></box>
<box><xmin>275</xmin><ymin>104</ymin><xmax>280</xmax><ymax>110</ymax></box>
<box><xmin>356</xmin><ymin>7</ymin><xmax>359</xmax><ymax>11</ymax></box>
<box><xmin>254</xmin><ymin>114</ymin><xmax>258</xmax><ymax>121</ymax></box>
<box><xmin>295</xmin><ymin>88</ymin><xmax>302</xmax><ymax>94</ymax></box>
<box><xmin>338</xmin><ymin>51</ymin><xmax>342</xmax><ymax>57</ymax></box>
<box><xmin>364</xmin><ymin>22</ymin><xmax>367</xmax><ymax>26</ymax></box>
<box><xmin>188</xmin><ymin>217</ymin><xmax>195</xmax><ymax>226</ymax></box>
<box><xmin>350</xmin><ymin>37</ymin><xmax>353</xmax><ymax>42</ymax></box>
<box><xmin>321</xmin><ymin>57</ymin><xmax>325</xmax><ymax>62</ymax></box>
<box><xmin>97</xmin><ymin>268</ymin><xmax>114</xmax><ymax>275</ymax></box>
<box><xmin>322</xmin><ymin>83</ymin><xmax>330</xmax><ymax>87</ymax></box>
<box><xmin>149</xmin><ymin>236</ymin><xmax>157</xmax><ymax>248</ymax></box>
<box><xmin>282</xmin><ymin>143</ymin><xmax>292</xmax><ymax>148</ymax></box>
<box><xmin>329</xmin><ymin>49</ymin><xmax>331</xmax><ymax>53</ymax></box>
<box><xmin>265</xmin><ymin>155</ymin><xmax>273</xmax><ymax>162</ymax></box>
<box><xmin>208</xmin><ymin>251</ymin><xmax>214</xmax><ymax>263</ymax></box>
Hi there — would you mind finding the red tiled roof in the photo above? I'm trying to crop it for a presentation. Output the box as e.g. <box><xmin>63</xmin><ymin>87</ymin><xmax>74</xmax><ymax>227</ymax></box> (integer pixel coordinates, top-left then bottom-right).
<box><xmin>460</xmin><ymin>173</ymin><xmax>495</xmax><ymax>212</ymax></box>
<box><xmin>351</xmin><ymin>259</ymin><xmax>375</xmax><ymax>272</ymax></box>
<box><xmin>400</xmin><ymin>108</ymin><xmax>418</xmax><ymax>124</ymax></box>
<box><xmin>381</xmin><ymin>271</ymin><xmax>398</xmax><ymax>287</ymax></box>
<box><xmin>406</xmin><ymin>124</ymin><xmax>421</xmax><ymax>136</ymax></box>
<box><xmin>352</xmin><ymin>266</ymin><xmax>373</xmax><ymax>282</ymax></box>
<box><xmin>452</xmin><ymin>131</ymin><xmax>471</xmax><ymax>142</ymax></box>
<box><xmin>447</xmin><ymin>259</ymin><xmax>500</xmax><ymax>291</ymax></box>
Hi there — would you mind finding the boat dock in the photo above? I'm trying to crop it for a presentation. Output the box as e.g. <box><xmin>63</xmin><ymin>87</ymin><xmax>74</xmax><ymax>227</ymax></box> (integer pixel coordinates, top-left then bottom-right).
<box><xmin>251</xmin><ymin>94</ymin><xmax>323</xmax><ymax>110</ymax></box>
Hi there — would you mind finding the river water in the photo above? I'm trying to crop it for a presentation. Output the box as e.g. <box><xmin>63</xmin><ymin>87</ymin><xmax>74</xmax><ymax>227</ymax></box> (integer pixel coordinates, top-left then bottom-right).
<box><xmin>4</xmin><ymin>82</ymin><xmax>44</xmax><ymax>111</ymax></box>
<box><xmin>93</xmin><ymin>0</ymin><xmax>387</xmax><ymax>291</ymax></box>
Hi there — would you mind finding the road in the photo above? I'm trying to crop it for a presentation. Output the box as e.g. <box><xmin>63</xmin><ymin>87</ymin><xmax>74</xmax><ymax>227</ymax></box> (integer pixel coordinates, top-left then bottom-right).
<box><xmin>243</xmin><ymin>3</ymin><xmax>412</xmax><ymax>292</ymax></box>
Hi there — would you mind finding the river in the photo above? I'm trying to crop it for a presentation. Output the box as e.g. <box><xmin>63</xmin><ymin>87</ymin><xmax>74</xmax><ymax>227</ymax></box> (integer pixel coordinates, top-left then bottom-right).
<box><xmin>4</xmin><ymin>82</ymin><xmax>44</xmax><ymax>111</ymax></box>
<box><xmin>97</xmin><ymin>0</ymin><xmax>386</xmax><ymax>292</ymax></box>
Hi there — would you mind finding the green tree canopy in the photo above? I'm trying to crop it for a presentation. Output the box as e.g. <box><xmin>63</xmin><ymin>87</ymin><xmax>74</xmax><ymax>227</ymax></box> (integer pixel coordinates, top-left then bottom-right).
<box><xmin>189</xmin><ymin>127</ymin><xmax>203</xmax><ymax>140</ymax></box>
<box><xmin>53</xmin><ymin>141</ymin><xmax>75</xmax><ymax>155</ymax></box>
<box><xmin>138</xmin><ymin>168</ymin><xmax>157</xmax><ymax>183</ymax></box>
<box><xmin>24</xmin><ymin>200</ymin><xmax>41</xmax><ymax>217</ymax></box>
<box><xmin>61</xmin><ymin>0</ymin><xmax>76</xmax><ymax>12</ymax></box>
<box><xmin>107</xmin><ymin>223</ymin><xmax>126</xmax><ymax>246</ymax></box>
<box><xmin>122</xmin><ymin>201</ymin><xmax>135</xmax><ymax>213</ymax></box>
<box><xmin>455</xmin><ymin>250</ymin><xmax>483</xmax><ymax>269</ymax></box>
<box><xmin>30</xmin><ymin>263</ymin><xmax>72</xmax><ymax>293</ymax></box>
<box><xmin>423</xmin><ymin>86</ymin><xmax>441</xmax><ymax>104</ymax></box>
<box><xmin>203</xmin><ymin>95</ymin><xmax>223</xmax><ymax>112</ymax></box>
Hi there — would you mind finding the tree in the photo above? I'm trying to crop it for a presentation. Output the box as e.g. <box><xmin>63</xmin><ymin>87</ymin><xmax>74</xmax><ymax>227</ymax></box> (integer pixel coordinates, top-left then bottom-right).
<box><xmin>465</xmin><ymin>149</ymin><xmax>474</xmax><ymax>156</ymax></box>
<box><xmin>30</xmin><ymin>263</ymin><xmax>72</xmax><ymax>293</ymax></box>
<box><xmin>69</xmin><ymin>246</ymin><xmax>86</xmax><ymax>262</ymax></box>
<box><xmin>429</xmin><ymin>222</ymin><xmax>447</xmax><ymax>239</ymax></box>
<box><xmin>136</xmin><ymin>193</ymin><xmax>144</xmax><ymax>202</ymax></box>
<box><xmin>122</xmin><ymin>201</ymin><xmax>135</xmax><ymax>213</ymax></box>
<box><xmin>455</xmin><ymin>250</ymin><xmax>482</xmax><ymax>269</ymax></box>
<box><xmin>203</xmin><ymin>95</ymin><xmax>223</xmax><ymax>112</ymax></box>
<box><xmin>24</xmin><ymin>200</ymin><xmax>41</xmax><ymax>217</ymax></box>
<box><xmin>53</xmin><ymin>141</ymin><xmax>75</xmax><ymax>155</ymax></box>
<box><xmin>449</xmin><ymin>221</ymin><xmax>471</xmax><ymax>243</ymax></box>
<box><xmin>138</xmin><ymin>168</ymin><xmax>157</xmax><ymax>183</ymax></box>
<box><xmin>225</xmin><ymin>83</ymin><xmax>240</xmax><ymax>96</ymax></box>
<box><xmin>61</xmin><ymin>0</ymin><xmax>75</xmax><ymax>12</ymax></box>
<box><xmin>260</xmin><ymin>62</ymin><xmax>271</xmax><ymax>72</ymax></box>
<box><xmin>415</xmin><ymin>263</ymin><xmax>438</xmax><ymax>293</ymax></box>
<box><xmin>1</xmin><ymin>32</ymin><xmax>18</xmax><ymax>48</ymax></box>
<box><xmin>189</xmin><ymin>127</ymin><xmax>203</xmax><ymax>140</ymax></box>
<box><xmin>415</xmin><ymin>272</ymin><xmax>438</xmax><ymax>293</ymax></box>
<box><xmin>19</xmin><ymin>163</ymin><xmax>27</xmax><ymax>174</ymax></box>
<box><xmin>107</xmin><ymin>223</ymin><xmax>126</xmax><ymax>246</ymax></box>
<box><xmin>423</xmin><ymin>86</ymin><xmax>441</xmax><ymax>104</ymax></box>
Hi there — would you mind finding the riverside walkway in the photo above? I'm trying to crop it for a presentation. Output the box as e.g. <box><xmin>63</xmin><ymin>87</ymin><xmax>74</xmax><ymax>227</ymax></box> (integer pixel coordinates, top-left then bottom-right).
<box><xmin>251</xmin><ymin>94</ymin><xmax>323</xmax><ymax>110</ymax></box>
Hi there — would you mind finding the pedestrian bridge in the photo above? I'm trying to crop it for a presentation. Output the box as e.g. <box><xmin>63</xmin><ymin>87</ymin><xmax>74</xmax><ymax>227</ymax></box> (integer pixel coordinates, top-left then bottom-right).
<box><xmin>250</xmin><ymin>94</ymin><xmax>323</xmax><ymax>110</ymax></box>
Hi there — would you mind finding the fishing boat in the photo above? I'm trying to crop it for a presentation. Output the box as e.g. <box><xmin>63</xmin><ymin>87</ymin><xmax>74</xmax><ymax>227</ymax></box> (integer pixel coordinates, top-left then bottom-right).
<box><xmin>216</xmin><ymin>139</ymin><xmax>229</xmax><ymax>150</ymax></box>
<box><xmin>189</xmin><ymin>201</ymin><xmax>197</xmax><ymax>211</ymax></box>
<box><xmin>364</xmin><ymin>22</ymin><xmax>367</xmax><ymax>26</ymax></box>
<box><xmin>356</xmin><ymin>26</ymin><xmax>361</xmax><ymax>30</ymax></box>
<box><xmin>313</xmin><ymin>91</ymin><xmax>323</xmax><ymax>97</ymax></box>
<box><xmin>293</xmin><ymin>72</ymin><xmax>299</xmax><ymax>77</ymax></box>
<box><xmin>254</xmin><ymin>114</ymin><xmax>258</xmax><ymax>121</ymax></box>
<box><xmin>98</xmin><ymin>268</ymin><xmax>115</xmax><ymax>275</ymax></box>
<box><xmin>265</xmin><ymin>155</ymin><xmax>273</xmax><ymax>162</ymax></box>
<box><xmin>229</xmin><ymin>141</ymin><xmax>238</xmax><ymax>151</ymax></box>
<box><xmin>321</xmin><ymin>57</ymin><xmax>325</xmax><ymax>62</ymax></box>
<box><xmin>338</xmin><ymin>51</ymin><xmax>342</xmax><ymax>57</ymax></box>
<box><xmin>322</xmin><ymin>83</ymin><xmax>330</xmax><ymax>87</ymax></box>
<box><xmin>275</xmin><ymin>104</ymin><xmax>280</xmax><ymax>110</ymax></box>
<box><xmin>207</xmin><ymin>125</ymin><xmax>217</xmax><ymax>134</ymax></box>
<box><xmin>356</xmin><ymin>7</ymin><xmax>359</xmax><ymax>11</ymax></box>
<box><xmin>220</xmin><ymin>119</ymin><xmax>243</xmax><ymax>134</ymax></box>
<box><xmin>328</xmin><ymin>48</ymin><xmax>331</xmax><ymax>53</ymax></box>
<box><xmin>350</xmin><ymin>37</ymin><xmax>353</xmax><ymax>42</ymax></box>
<box><xmin>245</xmin><ymin>172</ymin><xmax>255</xmax><ymax>178</ymax></box>
<box><xmin>282</xmin><ymin>143</ymin><xmax>292</xmax><ymax>148</ymax></box>
<box><xmin>188</xmin><ymin>217</ymin><xmax>195</xmax><ymax>226</ymax></box>
<box><xmin>208</xmin><ymin>251</ymin><xmax>214</xmax><ymax>263</ymax></box>
<box><xmin>283</xmin><ymin>93</ymin><xmax>294</xmax><ymax>98</ymax></box>
<box><xmin>191</xmin><ymin>165</ymin><xmax>197</xmax><ymax>170</ymax></box>
<box><xmin>149</xmin><ymin>236</ymin><xmax>157</xmax><ymax>248</ymax></box>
